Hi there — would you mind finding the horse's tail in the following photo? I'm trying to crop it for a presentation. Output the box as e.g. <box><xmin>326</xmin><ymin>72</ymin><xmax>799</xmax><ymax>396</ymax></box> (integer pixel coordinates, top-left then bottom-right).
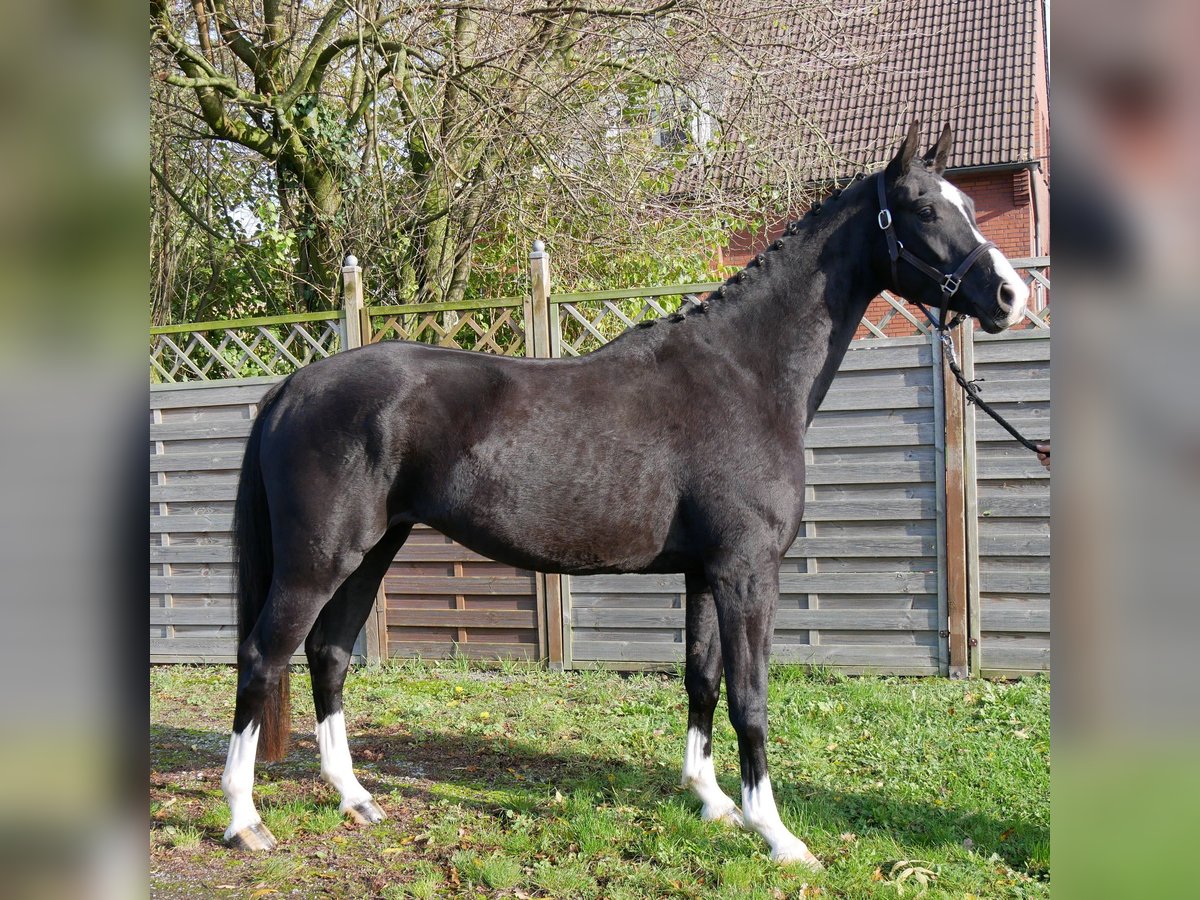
<box><xmin>233</xmin><ymin>379</ymin><xmax>290</xmax><ymax>761</ymax></box>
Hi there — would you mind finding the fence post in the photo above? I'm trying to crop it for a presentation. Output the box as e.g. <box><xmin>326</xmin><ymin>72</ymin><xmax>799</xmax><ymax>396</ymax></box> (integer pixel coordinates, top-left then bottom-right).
<box><xmin>961</xmin><ymin>319</ymin><xmax>983</xmax><ymax>675</ymax></box>
<box><xmin>943</xmin><ymin>328</ymin><xmax>970</xmax><ymax>679</ymax></box>
<box><xmin>528</xmin><ymin>240</ymin><xmax>552</xmax><ymax>359</ymax></box>
<box><xmin>342</xmin><ymin>254</ymin><xmax>366</xmax><ymax>350</ymax></box>
<box><xmin>528</xmin><ymin>241</ymin><xmax>566</xmax><ymax>669</ymax></box>
<box><xmin>341</xmin><ymin>255</ymin><xmax>387</xmax><ymax>662</ymax></box>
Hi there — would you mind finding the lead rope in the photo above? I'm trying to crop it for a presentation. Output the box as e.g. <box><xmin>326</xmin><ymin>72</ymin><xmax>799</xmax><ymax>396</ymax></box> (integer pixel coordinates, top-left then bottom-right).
<box><xmin>935</xmin><ymin>326</ymin><xmax>1044</xmax><ymax>455</ymax></box>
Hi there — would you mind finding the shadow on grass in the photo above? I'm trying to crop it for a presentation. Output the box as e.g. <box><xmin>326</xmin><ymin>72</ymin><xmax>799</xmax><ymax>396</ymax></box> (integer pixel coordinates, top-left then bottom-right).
<box><xmin>151</xmin><ymin>721</ymin><xmax>1047</xmax><ymax>867</ymax></box>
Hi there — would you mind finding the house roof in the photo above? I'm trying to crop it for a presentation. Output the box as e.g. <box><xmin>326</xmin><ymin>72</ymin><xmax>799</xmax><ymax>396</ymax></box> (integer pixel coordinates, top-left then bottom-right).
<box><xmin>810</xmin><ymin>0</ymin><xmax>1044</xmax><ymax>172</ymax></box>
<box><xmin>697</xmin><ymin>0</ymin><xmax>1047</xmax><ymax>191</ymax></box>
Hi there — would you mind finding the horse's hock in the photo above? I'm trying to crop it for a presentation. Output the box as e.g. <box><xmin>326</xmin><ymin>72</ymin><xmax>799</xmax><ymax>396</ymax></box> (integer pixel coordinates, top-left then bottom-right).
<box><xmin>150</xmin><ymin>254</ymin><xmax>1049</xmax><ymax>678</ymax></box>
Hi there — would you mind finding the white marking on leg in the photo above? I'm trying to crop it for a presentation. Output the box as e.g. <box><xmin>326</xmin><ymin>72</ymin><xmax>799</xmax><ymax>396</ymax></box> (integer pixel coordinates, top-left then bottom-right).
<box><xmin>939</xmin><ymin>181</ymin><xmax>1029</xmax><ymax>325</ymax></box>
<box><xmin>742</xmin><ymin>776</ymin><xmax>821</xmax><ymax>867</ymax></box>
<box><xmin>221</xmin><ymin>724</ymin><xmax>262</xmax><ymax>840</ymax></box>
<box><xmin>681</xmin><ymin>727</ymin><xmax>742</xmax><ymax>825</ymax></box>
<box><xmin>316</xmin><ymin>711</ymin><xmax>372</xmax><ymax>812</ymax></box>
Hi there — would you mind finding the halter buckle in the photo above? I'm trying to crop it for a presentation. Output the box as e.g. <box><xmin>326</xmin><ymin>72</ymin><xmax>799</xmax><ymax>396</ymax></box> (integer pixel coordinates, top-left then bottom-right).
<box><xmin>877</xmin><ymin>209</ymin><xmax>892</xmax><ymax>230</ymax></box>
<box><xmin>940</xmin><ymin>273</ymin><xmax>961</xmax><ymax>296</ymax></box>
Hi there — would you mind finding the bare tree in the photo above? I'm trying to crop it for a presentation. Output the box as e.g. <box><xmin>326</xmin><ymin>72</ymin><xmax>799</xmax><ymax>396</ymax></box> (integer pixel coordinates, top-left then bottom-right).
<box><xmin>152</xmin><ymin>1</ymin><xmax>882</xmax><ymax>312</ymax></box>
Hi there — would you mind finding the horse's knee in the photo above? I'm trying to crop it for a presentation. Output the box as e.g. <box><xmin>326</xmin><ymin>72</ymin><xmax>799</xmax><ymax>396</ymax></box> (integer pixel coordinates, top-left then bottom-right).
<box><xmin>305</xmin><ymin>635</ymin><xmax>350</xmax><ymax>678</ymax></box>
<box><xmin>236</xmin><ymin>639</ymin><xmax>284</xmax><ymax>699</ymax></box>
<box><xmin>727</xmin><ymin>700</ymin><xmax>767</xmax><ymax>742</ymax></box>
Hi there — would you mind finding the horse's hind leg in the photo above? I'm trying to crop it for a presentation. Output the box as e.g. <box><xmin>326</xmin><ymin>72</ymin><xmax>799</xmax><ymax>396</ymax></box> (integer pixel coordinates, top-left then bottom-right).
<box><xmin>306</xmin><ymin>525</ymin><xmax>411</xmax><ymax>825</ymax></box>
<box><xmin>223</xmin><ymin>566</ymin><xmax>353</xmax><ymax>851</ymax></box>
<box><xmin>681</xmin><ymin>572</ymin><xmax>742</xmax><ymax>826</ymax></box>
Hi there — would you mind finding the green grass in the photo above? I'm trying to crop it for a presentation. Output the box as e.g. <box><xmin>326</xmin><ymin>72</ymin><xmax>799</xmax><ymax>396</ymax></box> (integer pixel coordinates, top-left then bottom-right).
<box><xmin>150</xmin><ymin>662</ymin><xmax>1049</xmax><ymax>898</ymax></box>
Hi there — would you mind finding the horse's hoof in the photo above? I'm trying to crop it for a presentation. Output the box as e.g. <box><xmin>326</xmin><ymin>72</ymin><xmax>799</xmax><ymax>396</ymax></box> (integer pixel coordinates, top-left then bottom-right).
<box><xmin>771</xmin><ymin>843</ymin><xmax>823</xmax><ymax>870</ymax></box>
<box><xmin>701</xmin><ymin>803</ymin><xmax>744</xmax><ymax>828</ymax></box>
<box><xmin>225</xmin><ymin>821</ymin><xmax>277</xmax><ymax>852</ymax></box>
<box><xmin>345</xmin><ymin>799</ymin><xmax>386</xmax><ymax>825</ymax></box>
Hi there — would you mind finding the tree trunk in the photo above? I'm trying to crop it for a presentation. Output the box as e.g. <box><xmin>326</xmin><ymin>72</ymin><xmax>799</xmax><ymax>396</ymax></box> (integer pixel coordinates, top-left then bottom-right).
<box><xmin>295</xmin><ymin>166</ymin><xmax>342</xmax><ymax>311</ymax></box>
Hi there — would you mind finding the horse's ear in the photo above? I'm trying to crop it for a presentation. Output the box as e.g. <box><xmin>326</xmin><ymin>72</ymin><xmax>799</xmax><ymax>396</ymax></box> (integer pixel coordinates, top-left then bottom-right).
<box><xmin>885</xmin><ymin>121</ymin><xmax>920</xmax><ymax>183</ymax></box>
<box><xmin>923</xmin><ymin>124</ymin><xmax>952</xmax><ymax>175</ymax></box>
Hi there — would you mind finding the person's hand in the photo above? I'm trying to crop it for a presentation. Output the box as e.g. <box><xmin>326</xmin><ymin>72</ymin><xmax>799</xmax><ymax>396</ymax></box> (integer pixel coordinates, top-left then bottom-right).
<box><xmin>1035</xmin><ymin>443</ymin><xmax>1050</xmax><ymax>471</ymax></box>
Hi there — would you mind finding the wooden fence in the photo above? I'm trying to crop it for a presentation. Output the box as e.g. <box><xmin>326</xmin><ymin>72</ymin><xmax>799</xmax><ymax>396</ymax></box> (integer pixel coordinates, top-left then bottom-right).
<box><xmin>150</xmin><ymin>251</ymin><xmax>1049</xmax><ymax>676</ymax></box>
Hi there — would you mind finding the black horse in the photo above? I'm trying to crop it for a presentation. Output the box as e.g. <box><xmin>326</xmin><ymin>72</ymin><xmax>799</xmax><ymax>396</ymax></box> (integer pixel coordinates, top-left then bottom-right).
<box><xmin>221</xmin><ymin>123</ymin><xmax>1028</xmax><ymax>865</ymax></box>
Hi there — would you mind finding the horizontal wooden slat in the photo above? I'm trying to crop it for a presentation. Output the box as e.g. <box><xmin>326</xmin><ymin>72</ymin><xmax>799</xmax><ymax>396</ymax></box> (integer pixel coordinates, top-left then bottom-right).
<box><xmin>982</xmin><ymin>608</ymin><xmax>1050</xmax><ymax>632</ymax></box>
<box><xmin>151</xmin><ymin>545</ymin><xmax>231</xmax><ymax>563</ymax></box>
<box><xmin>804</xmin><ymin>499</ymin><xmax>934</xmax><ymax>520</ymax></box>
<box><xmin>572</xmin><ymin>609</ymin><xmax>939</xmax><ymax>631</ymax></box>
<box><xmin>805</xmin><ymin>422</ymin><xmax>935</xmax><ymax>448</ymax></box>
<box><xmin>570</xmin><ymin>572</ymin><xmax>937</xmax><ymax>595</ymax></box>
<box><xmin>974</xmin><ymin>459</ymin><xmax>1050</xmax><ymax>480</ymax></box>
<box><xmin>149</xmin><ymin>452</ymin><xmax>244</xmax><ymax>473</ymax></box>
<box><xmin>152</xmin><ymin>575</ymin><xmax>235</xmax><ymax>593</ymax></box>
<box><xmin>151</xmin><ymin>483</ymin><xmax>237</xmax><ymax>502</ymax></box>
<box><xmin>787</xmin><ymin>536</ymin><xmax>936</xmax><ymax>557</ymax></box>
<box><xmin>975</xmin><ymin>419</ymin><xmax>1050</xmax><ymax>444</ymax></box>
<box><xmin>968</xmin><ymin>378</ymin><xmax>1049</xmax><ymax>404</ymax></box>
<box><xmin>817</xmin><ymin>385</ymin><xmax>931</xmax><ymax>412</ymax></box>
<box><xmin>976</xmin><ymin>497</ymin><xmax>1048</xmax><ymax>518</ymax></box>
<box><xmin>834</xmin><ymin>344</ymin><xmax>933</xmax><ymax>371</ymax></box>
<box><xmin>979</xmin><ymin>572</ymin><xmax>1050</xmax><ymax>594</ymax></box>
<box><xmin>150</xmin><ymin>637</ymin><xmax>304</xmax><ymax>661</ymax></box>
<box><xmin>151</xmin><ymin>420</ymin><xmax>254</xmax><ymax>441</ymax></box>
<box><xmin>150</xmin><ymin>381</ymin><xmax>278</xmax><ymax>409</ymax></box>
<box><xmin>385</xmin><ymin>609</ymin><xmax>535</xmax><ymax>629</ymax></box>
<box><xmin>804</xmin><ymin>462</ymin><xmax>934</xmax><ymax>485</ymax></box>
<box><xmin>151</xmin><ymin>607</ymin><xmax>236</xmax><ymax>625</ymax></box>
<box><xmin>980</xmin><ymin>644</ymin><xmax>1050</xmax><ymax>671</ymax></box>
<box><xmin>393</xmin><ymin>544</ymin><xmax>496</xmax><ymax>564</ymax></box>
<box><xmin>972</xmin><ymin>337</ymin><xmax>1050</xmax><ymax>362</ymax></box>
<box><xmin>150</xmin><ymin>515</ymin><xmax>232</xmax><ymax>533</ymax></box>
<box><xmin>383</xmin><ymin>575</ymin><xmax>534</xmax><ymax>596</ymax></box>
<box><xmin>979</xmin><ymin>534</ymin><xmax>1050</xmax><ymax>556</ymax></box>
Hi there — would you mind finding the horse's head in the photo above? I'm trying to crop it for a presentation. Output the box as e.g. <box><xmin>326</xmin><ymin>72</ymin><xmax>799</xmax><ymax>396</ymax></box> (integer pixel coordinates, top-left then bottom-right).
<box><xmin>877</xmin><ymin>122</ymin><xmax>1029</xmax><ymax>333</ymax></box>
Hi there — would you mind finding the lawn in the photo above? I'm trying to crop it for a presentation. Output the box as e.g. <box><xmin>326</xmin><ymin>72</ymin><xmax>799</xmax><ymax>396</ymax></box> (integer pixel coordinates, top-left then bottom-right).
<box><xmin>150</xmin><ymin>661</ymin><xmax>1049</xmax><ymax>899</ymax></box>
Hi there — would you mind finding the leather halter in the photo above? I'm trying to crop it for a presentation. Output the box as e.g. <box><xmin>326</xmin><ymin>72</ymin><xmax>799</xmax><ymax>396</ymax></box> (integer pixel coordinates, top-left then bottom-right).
<box><xmin>875</xmin><ymin>174</ymin><xmax>996</xmax><ymax>332</ymax></box>
<box><xmin>874</xmin><ymin>174</ymin><xmax>1045</xmax><ymax>455</ymax></box>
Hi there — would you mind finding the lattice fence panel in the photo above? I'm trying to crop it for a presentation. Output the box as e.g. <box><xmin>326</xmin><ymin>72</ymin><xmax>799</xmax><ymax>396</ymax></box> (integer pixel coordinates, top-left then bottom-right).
<box><xmin>1012</xmin><ymin>260</ymin><xmax>1050</xmax><ymax>330</ymax></box>
<box><xmin>151</xmin><ymin>318</ymin><xmax>344</xmax><ymax>383</ymax></box>
<box><xmin>368</xmin><ymin>305</ymin><xmax>527</xmax><ymax>356</ymax></box>
<box><xmin>555</xmin><ymin>294</ymin><xmax>694</xmax><ymax>357</ymax></box>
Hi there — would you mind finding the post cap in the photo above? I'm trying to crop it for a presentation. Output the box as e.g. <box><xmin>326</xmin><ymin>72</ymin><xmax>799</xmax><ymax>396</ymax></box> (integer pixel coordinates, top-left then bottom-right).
<box><xmin>343</xmin><ymin>254</ymin><xmax>359</xmax><ymax>269</ymax></box>
<box><xmin>530</xmin><ymin>240</ymin><xmax>546</xmax><ymax>259</ymax></box>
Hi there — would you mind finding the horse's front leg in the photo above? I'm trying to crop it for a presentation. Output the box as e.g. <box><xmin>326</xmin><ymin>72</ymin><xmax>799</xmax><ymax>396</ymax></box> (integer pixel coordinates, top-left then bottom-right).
<box><xmin>708</xmin><ymin>549</ymin><xmax>822</xmax><ymax>869</ymax></box>
<box><xmin>681</xmin><ymin>572</ymin><xmax>742</xmax><ymax>826</ymax></box>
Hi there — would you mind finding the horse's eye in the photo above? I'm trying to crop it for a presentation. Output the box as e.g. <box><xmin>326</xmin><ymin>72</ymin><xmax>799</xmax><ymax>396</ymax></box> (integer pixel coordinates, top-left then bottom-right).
<box><xmin>917</xmin><ymin>207</ymin><xmax>937</xmax><ymax>222</ymax></box>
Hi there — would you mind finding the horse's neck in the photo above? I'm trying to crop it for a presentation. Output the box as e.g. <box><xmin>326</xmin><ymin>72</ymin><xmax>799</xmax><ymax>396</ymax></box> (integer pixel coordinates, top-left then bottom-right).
<box><xmin>718</xmin><ymin>193</ymin><xmax>884</xmax><ymax>428</ymax></box>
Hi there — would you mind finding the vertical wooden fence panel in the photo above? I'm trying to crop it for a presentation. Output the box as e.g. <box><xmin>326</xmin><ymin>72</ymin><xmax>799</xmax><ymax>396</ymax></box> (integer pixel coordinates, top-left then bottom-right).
<box><xmin>566</xmin><ymin>337</ymin><xmax>947</xmax><ymax>674</ymax></box>
<box><xmin>150</xmin><ymin>258</ymin><xmax>1050</xmax><ymax>675</ymax></box>
<box><xmin>150</xmin><ymin>378</ymin><xmax>544</xmax><ymax>664</ymax></box>
<box><xmin>381</xmin><ymin>527</ymin><xmax>541</xmax><ymax>661</ymax></box>
<box><xmin>967</xmin><ymin>328</ymin><xmax>1051</xmax><ymax>675</ymax></box>
<box><xmin>150</xmin><ymin>377</ymin><xmax>284</xmax><ymax>663</ymax></box>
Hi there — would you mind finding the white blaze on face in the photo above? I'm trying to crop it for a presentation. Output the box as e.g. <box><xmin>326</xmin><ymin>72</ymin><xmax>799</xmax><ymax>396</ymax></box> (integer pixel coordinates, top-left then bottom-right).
<box><xmin>939</xmin><ymin>181</ymin><xmax>1029</xmax><ymax>327</ymax></box>
<box><xmin>316</xmin><ymin>710</ymin><xmax>373</xmax><ymax>811</ymax></box>
<box><xmin>681</xmin><ymin>727</ymin><xmax>741</xmax><ymax>824</ymax></box>
<box><xmin>221</xmin><ymin>723</ymin><xmax>262</xmax><ymax>839</ymax></box>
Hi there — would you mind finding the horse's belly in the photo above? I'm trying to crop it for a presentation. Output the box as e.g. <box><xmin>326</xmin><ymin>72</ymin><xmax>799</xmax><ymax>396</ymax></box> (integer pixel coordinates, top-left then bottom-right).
<box><xmin>420</xmin><ymin>458</ymin><xmax>679</xmax><ymax>575</ymax></box>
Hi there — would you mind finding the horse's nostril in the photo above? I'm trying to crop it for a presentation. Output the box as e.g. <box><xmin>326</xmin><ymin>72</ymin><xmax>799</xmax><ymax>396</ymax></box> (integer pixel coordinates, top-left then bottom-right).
<box><xmin>997</xmin><ymin>282</ymin><xmax>1017</xmax><ymax>311</ymax></box>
